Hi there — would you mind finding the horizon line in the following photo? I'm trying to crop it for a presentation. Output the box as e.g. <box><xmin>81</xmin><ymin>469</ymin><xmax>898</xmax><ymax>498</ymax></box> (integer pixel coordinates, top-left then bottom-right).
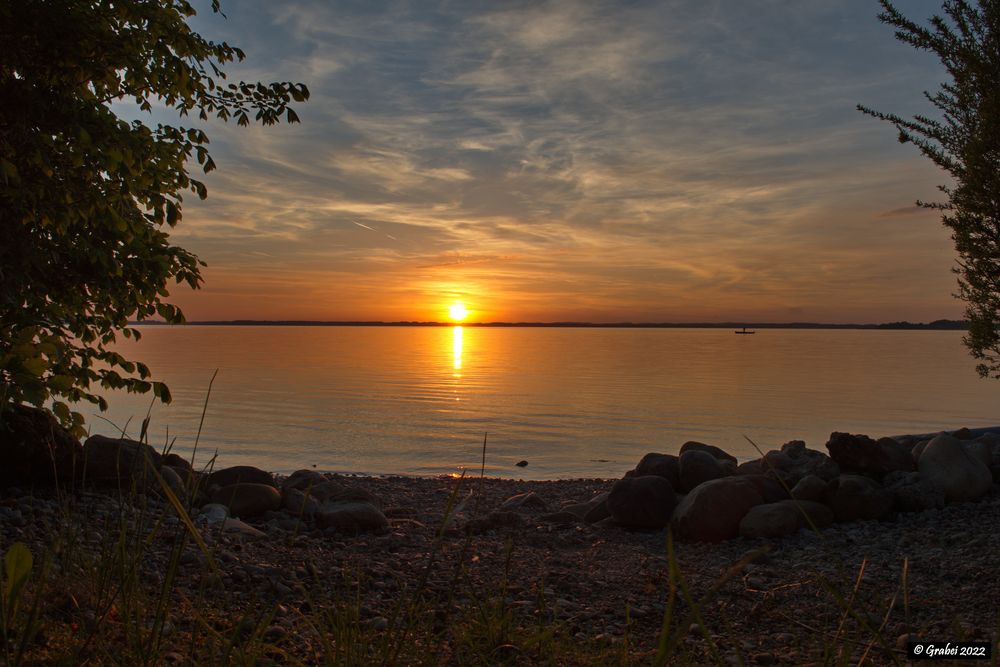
<box><xmin>134</xmin><ymin>318</ymin><xmax>968</xmax><ymax>330</ymax></box>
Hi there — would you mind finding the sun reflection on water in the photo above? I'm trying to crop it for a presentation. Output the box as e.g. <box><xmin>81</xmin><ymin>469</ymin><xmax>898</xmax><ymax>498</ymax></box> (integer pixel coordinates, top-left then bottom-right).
<box><xmin>452</xmin><ymin>325</ymin><xmax>463</xmax><ymax>375</ymax></box>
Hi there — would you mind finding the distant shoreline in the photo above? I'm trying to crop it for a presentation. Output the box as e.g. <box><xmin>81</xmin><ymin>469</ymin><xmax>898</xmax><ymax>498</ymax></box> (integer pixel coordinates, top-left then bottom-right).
<box><xmin>132</xmin><ymin>319</ymin><xmax>968</xmax><ymax>330</ymax></box>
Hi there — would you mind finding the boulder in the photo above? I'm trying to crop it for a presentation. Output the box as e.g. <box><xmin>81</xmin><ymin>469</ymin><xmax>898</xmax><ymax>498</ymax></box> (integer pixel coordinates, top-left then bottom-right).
<box><xmin>981</xmin><ymin>434</ymin><xmax>1000</xmax><ymax>482</ymax></box>
<box><xmin>918</xmin><ymin>434</ymin><xmax>992</xmax><ymax>503</ymax></box>
<box><xmin>910</xmin><ymin>439</ymin><xmax>932</xmax><ymax>462</ymax></box>
<box><xmin>739</xmin><ymin>502</ymin><xmax>801</xmax><ymax>539</ymax></box>
<box><xmin>788</xmin><ymin>499</ymin><xmax>835</xmax><ymax>530</ymax></box>
<box><xmin>678</xmin><ymin>450</ymin><xmax>726</xmax><ymax>492</ymax></box>
<box><xmin>221</xmin><ymin>517</ymin><xmax>266</xmax><ymax>539</ymax></box>
<box><xmin>826</xmin><ymin>432</ymin><xmax>913</xmax><ymax>477</ymax></box>
<box><xmin>211</xmin><ymin>483</ymin><xmax>282</xmax><ymax>518</ymax></box>
<box><xmin>157</xmin><ymin>465</ymin><xmax>186</xmax><ymax>500</ymax></box>
<box><xmin>736</xmin><ymin>459</ymin><xmax>766</xmax><ymax>476</ymax></box>
<box><xmin>207</xmin><ymin>465</ymin><xmax>275</xmax><ymax>489</ymax></box>
<box><xmin>562</xmin><ymin>491</ymin><xmax>610</xmax><ymax>523</ymax></box>
<box><xmin>307</xmin><ymin>480</ymin><xmax>349</xmax><ymax>502</ymax></box>
<box><xmin>316</xmin><ymin>500</ymin><xmax>388</xmax><ymax>533</ymax></box>
<box><xmin>500</xmin><ymin>491</ymin><xmax>548</xmax><ymax>511</ymax></box>
<box><xmin>161</xmin><ymin>452</ymin><xmax>193</xmax><ymax>471</ymax></box>
<box><xmin>281</xmin><ymin>469</ymin><xmax>327</xmax><ymax>494</ymax></box>
<box><xmin>83</xmin><ymin>434</ymin><xmax>161</xmax><ymax>486</ymax></box>
<box><xmin>672</xmin><ymin>477</ymin><xmax>765</xmax><ymax>542</ymax></box>
<box><xmin>679</xmin><ymin>441</ymin><xmax>737</xmax><ymax>465</ymax></box>
<box><xmin>607</xmin><ymin>475</ymin><xmax>677</xmax><ymax>528</ymax></box>
<box><xmin>322</xmin><ymin>486</ymin><xmax>382</xmax><ymax>509</ymax></box>
<box><xmin>964</xmin><ymin>440</ymin><xmax>992</xmax><ymax>468</ymax></box>
<box><xmin>823</xmin><ymin>474</ymin><xmax>893</xmax><ymax>522</ymax></box>
<box><xmin>197</xmin><ymin>503</ymin><xmax>229</xmax><ymax>525</ymax></box>
<box><xmin>777</xmin><ymin>441</ymin><xmax>840</xmax><ymax>484</ymax></box>
<box><xmin>762</xmin><ymin>450</ymin><xmax>794</xmax><ymax>471</ymax></box>
<box><xmin>790</xmin><ymin>474</ymin><xmax>826</xmax><ymax>502</ymax></box>
<box><xmin>283</xmin><ymin>487</ymin><xmax>321</xmax><ymax>517</ymax></box>
<box><xmin>738</xmin><ymin>500</ymin><xmax>833</xmax><ymax>538</ymax></box>
<box><xmin>741</xmin><ymin>474</ymin><xmax>790</xmax><ymax>503</ymax></box>
<box><xmin>883</xmin><ymin>471</ymin><xmax>946</xmax><ymax>513</ymax></box>
<box><xmin>0</xmin><ymin>405</ymin><xmax>82</xmax><ymax>487</ymax></box>
<box><xmin>631</xmin><ymin>453</ymin><xmax>680</xmax><ymax>488</ymax></box>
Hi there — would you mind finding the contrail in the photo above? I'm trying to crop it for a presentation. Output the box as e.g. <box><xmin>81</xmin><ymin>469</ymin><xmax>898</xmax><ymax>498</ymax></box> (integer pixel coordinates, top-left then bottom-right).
<box><xmin>352</xmin><ymin>219</ymin><xmax>398</xmax><ymax>242</ymax></box>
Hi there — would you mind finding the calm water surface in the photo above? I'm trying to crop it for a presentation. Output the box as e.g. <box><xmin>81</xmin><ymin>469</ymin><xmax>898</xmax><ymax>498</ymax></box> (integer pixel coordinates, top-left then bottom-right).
<box><xmin>91</xmin><ymin>326</ymin><xmax>1000</xmax><ymax>479</ymax></box>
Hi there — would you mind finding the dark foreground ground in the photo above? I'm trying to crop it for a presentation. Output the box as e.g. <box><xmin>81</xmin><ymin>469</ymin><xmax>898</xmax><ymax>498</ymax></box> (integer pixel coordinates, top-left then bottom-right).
<box><xmin>1</xmin><ymin>474</ymin><xmax>996</xmax><ymax>665</ymax></box>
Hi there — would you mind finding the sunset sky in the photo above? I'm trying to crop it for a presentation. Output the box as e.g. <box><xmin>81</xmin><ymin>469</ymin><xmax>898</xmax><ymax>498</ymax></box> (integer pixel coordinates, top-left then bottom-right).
<box><xmin>156</xmin><ymin>0</ymin><xmax>956</xmax><ymax>323</ymax></box>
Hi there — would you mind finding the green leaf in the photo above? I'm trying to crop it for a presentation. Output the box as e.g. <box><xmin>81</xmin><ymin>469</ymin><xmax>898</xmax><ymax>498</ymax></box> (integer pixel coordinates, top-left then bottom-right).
<box><xmin>4</xmin><ymin>542</ymin><xmax>33</xmax><ymax>601</ymax></box>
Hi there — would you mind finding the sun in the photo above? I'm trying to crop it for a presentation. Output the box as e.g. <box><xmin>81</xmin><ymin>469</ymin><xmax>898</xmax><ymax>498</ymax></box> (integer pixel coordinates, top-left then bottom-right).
<box><xmin>448</xmin><ymin>303</ymin><xmax>469</xmax><ymax>322</ymax></box>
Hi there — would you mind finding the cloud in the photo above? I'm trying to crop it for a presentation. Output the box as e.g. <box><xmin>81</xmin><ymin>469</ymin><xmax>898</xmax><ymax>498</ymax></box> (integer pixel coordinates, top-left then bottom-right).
<box><xmin>167</xmin><ymin>0</ymin><xmax>959</xmax><ymax>322</ymax></box>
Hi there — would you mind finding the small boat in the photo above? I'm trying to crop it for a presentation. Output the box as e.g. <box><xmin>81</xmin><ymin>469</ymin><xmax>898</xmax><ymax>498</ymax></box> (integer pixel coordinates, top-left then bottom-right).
<box><xmin>734</xmin><ymin>327</ymin><xmax>755</xmax><ymax>335</ymax></box>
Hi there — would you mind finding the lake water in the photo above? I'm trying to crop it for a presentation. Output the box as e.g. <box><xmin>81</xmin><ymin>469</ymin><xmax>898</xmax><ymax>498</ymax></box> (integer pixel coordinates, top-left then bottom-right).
<box><xmin>90</xmin><ymin>326</ymin><xmax>1000</xmax><ymax>479</ymax></box>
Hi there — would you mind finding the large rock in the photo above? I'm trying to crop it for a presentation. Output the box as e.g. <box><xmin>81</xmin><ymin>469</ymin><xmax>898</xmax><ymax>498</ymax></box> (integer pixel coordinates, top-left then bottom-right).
<box><xmin>161</xmin><ymin>452</ymin><xmax>193</xmax><ymax>471</ymax></box>
<box><xmin>283</xmin><ymin>488</ymin><xmax>321</xmax><ymax>517</ymax></box>
<box><xmin>207</xmin><ymin>465</ymin><xmax>275</xmax><ymax>489</ymax></box>
<box><xmin>979</xmin><ymin>434</ymin><xmax>1000</xmax><ymax>482</ymax></box>
<box><xmin>677</xmin><ymin>450</ymin><xmax>726</xmax><ymax>492</ymax></box>
<box><xmin>776</xmin><ymin>441</ymin><xmax>840</xmax><ymax>484</ymax></box>
<box><xmin>918</xmin><ymin>434</ymin><xmax>992</xmax><ymax>502</ymax></box>
<box><xmin>281</xmin><ymin>469</ymin><xmax>327</xmax><ymax>494</ymax></box>
<box><xmin>826</xmin><ymin>433</ymin><xmax>913</xmax><ymax>477</ymax></box>
<box><xmin>83</xmin><ymin>434</ymin><xmax>161</xmax><ymax>486</ymax></box>
<box><xmin>0</xmin><ymin>405</ymin><xmax>82</xmax><ymax>487</ymax></box>
<box><xmin>631</xmin><ymin>453</ymin><xmax>680</xmax><ymax>489</ymax></box>
<box><xmin>607</xmin><ymin>476</ymin><xmax>677</xmax><ymax>528</ymax></box>
<box><xmin>679</xmin><ymin>441</ymin><xmax>737</xmax><ymax>465</ymax></box>
<box><xmin>790</xmin><ymin>474</ymin><xmax>826</xmax><ymax>502</ymax></box>
<box><xmin>739</xmin><ymin>500</ymin><xmax>834</xmax><ymax>539</ymax></box>
<box><xmin>823</xmin><ymin>474</ymin><xmax>893</xmax><ymax>522</ymax></box>
<box><xmin>211</xmin><ymin>483</ymin><xmax>282</xmax><ymax>518</ymax></box>
<box><xmin>741</xmin><ymin>474</ymin><xmax>790</xmax><ymax>503</ymax></box>
<box><xmin>562</xmin><ymin>491</ymin><xmax>610</xmax><ymax>523</ymax></box>
<box><xmin>500</xmin><ymin>492</ymin><xmax>548</xmax><ymax>511</ymax></box>
<box><xmin>316</xmin><ymin>500</ymin><xmax>388</xmax><ymax>533</ymax></box>
<box><xmin>883</xmin><ymin>471</ymin><xmax>946</xmax><ymax>513</ymax></box>
<box><xmin>672</xmin><ymin>477</ymin><xmax>765</xmax><ymax>542</ymax></box>
<box><xmin>739</xmin><ymin>502</ymin><xmax>800</xmax><ymax>539</ymax></box>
